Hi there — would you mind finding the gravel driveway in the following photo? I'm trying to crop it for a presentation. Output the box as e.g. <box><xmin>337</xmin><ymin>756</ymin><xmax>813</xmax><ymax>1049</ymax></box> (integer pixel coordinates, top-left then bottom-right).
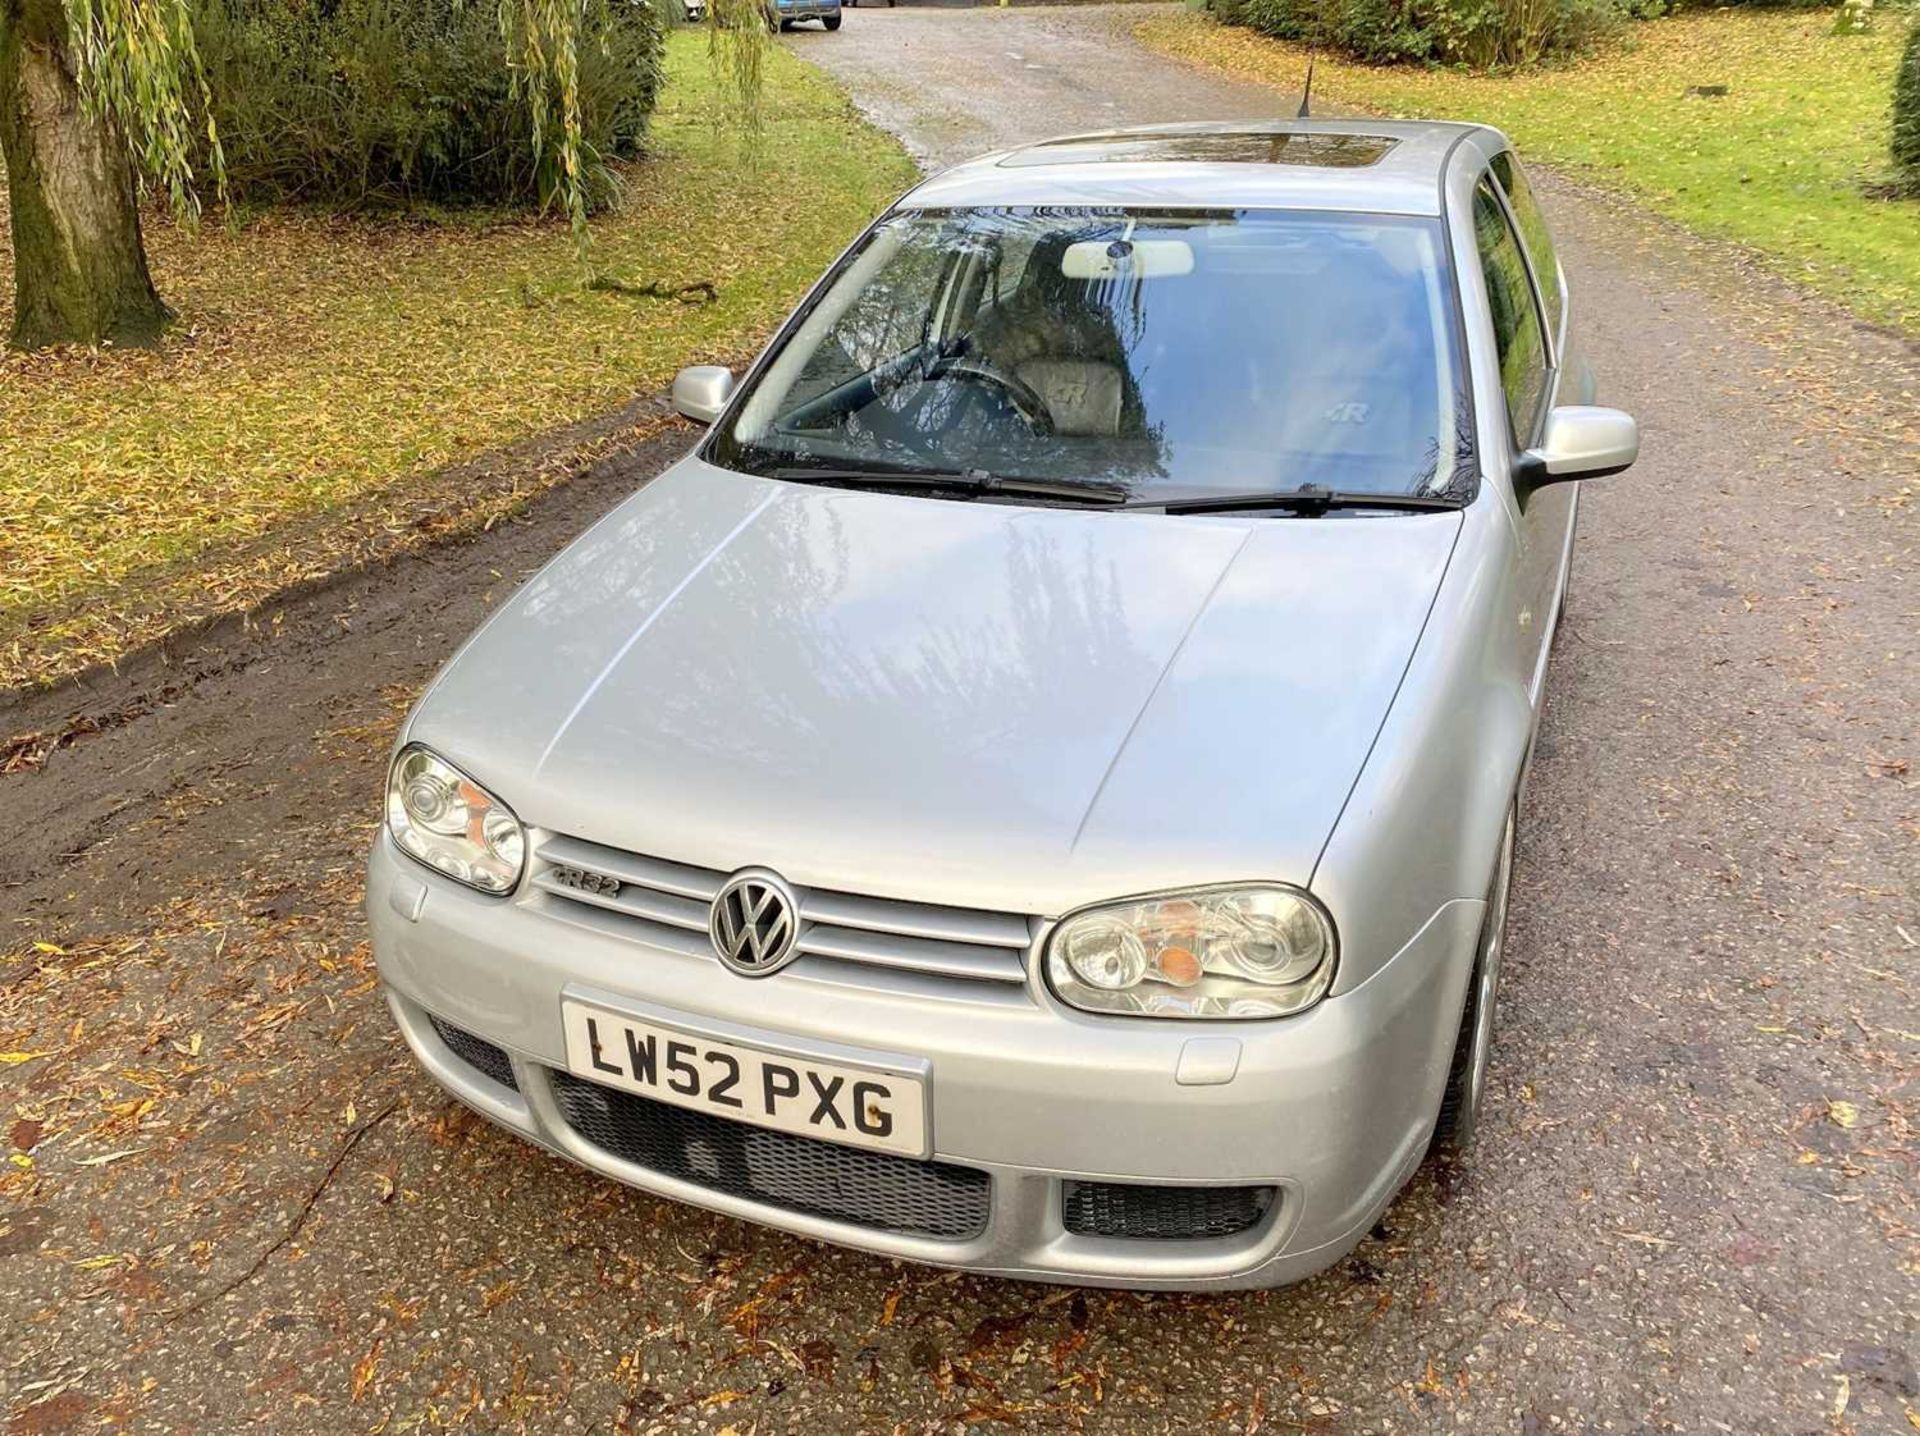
<box><xmin>4</xmin><ymin>7</ymin><xmax>1915</xmax><ymax>1432</ymax></box>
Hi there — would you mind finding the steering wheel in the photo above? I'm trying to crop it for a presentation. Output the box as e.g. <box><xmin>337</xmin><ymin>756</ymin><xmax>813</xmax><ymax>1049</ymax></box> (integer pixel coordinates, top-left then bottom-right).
<box><xmin>925</xmin><ymin>355</ymin><xmax>1055</xmax><ymax>436</ymax></box>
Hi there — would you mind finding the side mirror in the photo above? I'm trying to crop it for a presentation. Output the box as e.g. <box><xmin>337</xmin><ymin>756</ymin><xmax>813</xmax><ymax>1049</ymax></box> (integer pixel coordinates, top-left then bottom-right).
<box><xmin>672</xmin><ymin>365</ymin><xmax>735</xmax><ymax>425</ymax></box>
<box><xmin>1515</xmin><ymin>405</ymin><xmax>1638</xmax><ymax>488</ymax></box>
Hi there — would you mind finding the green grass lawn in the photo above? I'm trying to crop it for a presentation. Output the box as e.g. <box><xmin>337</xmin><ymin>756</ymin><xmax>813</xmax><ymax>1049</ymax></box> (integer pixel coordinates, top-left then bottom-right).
<box><xmin>1138</xmin><ymin>9</ymin><xmax>1918</xmax><ymax>334</ymax></box>
<box><xmin>0</xmin><ymin>34</ymin><xmax>918</xmax><ymax>692</ymax></box>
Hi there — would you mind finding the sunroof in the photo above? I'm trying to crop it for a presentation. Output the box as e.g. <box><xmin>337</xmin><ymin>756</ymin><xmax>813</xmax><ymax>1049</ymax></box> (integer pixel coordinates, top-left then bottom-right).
<box><xmin>1000</xmin><ymin>130</ymin><xmax>1399</xmax><ymax>170</ymax></box>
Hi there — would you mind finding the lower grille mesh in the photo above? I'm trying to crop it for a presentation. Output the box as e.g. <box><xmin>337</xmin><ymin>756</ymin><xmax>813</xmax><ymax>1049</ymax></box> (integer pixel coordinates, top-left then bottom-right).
<box><xmin>550</xmin><ymin>1071</ymin><xmax>990</xmax><ymax>1240</ymax></box>
<box><xmin>429</xmin><ymin>1016</ymin><xmax>519</xmax><ymax>1092</ymax></box>
<box><xmin>1062</xmin><ymin>1180</ymin><xmax>1275</xmax><ymax>1240</ymax></box>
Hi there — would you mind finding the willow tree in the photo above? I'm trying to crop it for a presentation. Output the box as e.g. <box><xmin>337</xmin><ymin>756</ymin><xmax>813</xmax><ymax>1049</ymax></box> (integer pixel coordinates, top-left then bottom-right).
<box><xmin>0</xmin><ymin>0</ymin><xmax>196</xmax><ymax>346</ymax></box>
<box><xmin>0</xmin><ymin>0</ymin><xmax>765</xmax><ymax>350</ymax></box>
<box><xmin>1895</xmin><ymin>22</ymin><xmax>1920</xmax><ymax>179</ymax></box>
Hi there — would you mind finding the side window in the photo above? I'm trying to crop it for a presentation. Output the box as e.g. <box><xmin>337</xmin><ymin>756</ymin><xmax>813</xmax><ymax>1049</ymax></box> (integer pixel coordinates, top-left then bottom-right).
<box><xmin>1472</xmin><ymin>178</ymin><xmax>1550</xmax><ymax>446</ymax></box>
<box><xmin>1491</xmin><ymin>152</ymin><xmax>1564</xmax><ymax>341</ymax></box>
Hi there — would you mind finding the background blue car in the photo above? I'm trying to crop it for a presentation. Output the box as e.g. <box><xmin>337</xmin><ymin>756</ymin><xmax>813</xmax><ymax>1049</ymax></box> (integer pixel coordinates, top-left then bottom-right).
<box><xmin>771</xmin><ymin>0</ymin><xmax>841</xmax><ymax>30</ymax></box>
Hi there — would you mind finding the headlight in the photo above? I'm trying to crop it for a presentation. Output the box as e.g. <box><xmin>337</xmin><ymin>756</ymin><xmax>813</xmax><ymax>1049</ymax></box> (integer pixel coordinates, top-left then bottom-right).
<box><xmin>385</xmin><ymin>745</ymin><xmax>526</xmax><ymax>895</ymax></box>
<box><xmin>1044</xmin><ymin>885</ymin><xmax>1336</xmax><ymax>1019</ymax></box>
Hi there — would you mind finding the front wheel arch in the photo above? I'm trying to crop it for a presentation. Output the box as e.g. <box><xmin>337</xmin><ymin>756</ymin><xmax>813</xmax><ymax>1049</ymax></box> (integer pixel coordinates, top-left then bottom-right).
<box><xmin>1433</xmin><ymin>806</ymin><xmax>1516</xmax><ymax>1154</ymax></box>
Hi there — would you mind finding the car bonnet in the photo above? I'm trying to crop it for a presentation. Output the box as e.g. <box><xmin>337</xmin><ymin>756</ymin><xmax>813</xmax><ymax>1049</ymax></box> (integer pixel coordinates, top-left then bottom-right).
<box><xmin>406</xmin><ymin>458</ymin><xmax>1461</xmax><ymax>917</ymax></box>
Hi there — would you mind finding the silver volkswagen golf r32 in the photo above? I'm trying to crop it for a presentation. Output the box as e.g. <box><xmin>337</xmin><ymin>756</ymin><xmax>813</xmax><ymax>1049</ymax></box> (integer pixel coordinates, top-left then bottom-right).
<box><xmin>368</xmin><ymin>119</ymin><xmax>1638</xmax><ymax>1290</ymax></box>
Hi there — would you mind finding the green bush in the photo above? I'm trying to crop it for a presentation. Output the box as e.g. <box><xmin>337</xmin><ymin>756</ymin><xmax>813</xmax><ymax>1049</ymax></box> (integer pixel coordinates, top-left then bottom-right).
<box><xmin>192</xmin><ymin>0</ymin><xmax>663</xmax><ymax>212</ymax></box>
<box><xmin>1895</xmin><ymin>24</ymin><xmax>1920</xmax><ymax>176</ymax></box>
<box><xmin>1214</xmin><ymin>0</ymin><xmax>1618</xmax><ymax>66</ymax></box>
<box><xmin>1619</xmin><ymin>0</ymin><xmax>1836</xmax><ymax>13</ymax></box>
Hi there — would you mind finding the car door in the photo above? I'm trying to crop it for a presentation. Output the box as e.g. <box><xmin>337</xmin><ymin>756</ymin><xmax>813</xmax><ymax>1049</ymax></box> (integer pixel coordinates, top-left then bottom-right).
<box><xmin>1469</xmin><ymin>166</ymin><xmax>1571</xmax><ymax>701</ymax></box>
<box><xmin>1492</xmin><ymin>156</ymin><xmax>1587</xmax><ymax>653</ymax></box>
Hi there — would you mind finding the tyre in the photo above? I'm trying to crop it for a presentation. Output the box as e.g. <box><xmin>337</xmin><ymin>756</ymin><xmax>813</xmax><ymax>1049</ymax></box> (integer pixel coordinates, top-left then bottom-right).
<box><xmin>1435</xmin><ymin>809</ymin><xmax>1515</xmax><ymax>1154</ymax></box>
<box><xmin>824</xmin><ymin>12</ymin><xmax>841</xmax><ymax>26</ymax></box>
<box><xmin>777</xmin><ymin>16</ymin><xmax>792</xmax><ymax>28</ymax></box>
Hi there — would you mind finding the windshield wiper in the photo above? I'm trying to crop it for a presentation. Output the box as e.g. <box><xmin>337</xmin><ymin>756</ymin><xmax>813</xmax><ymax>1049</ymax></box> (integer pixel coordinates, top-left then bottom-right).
<box><xmin>767</xmin><ymin>465</ymin><xmax>1129</xmax><ymax>507</ymax></box>
<box><xmin>1126</xmin><ymin>485</ymin><xmax>1462</xmax><ymax>517</ymax></box>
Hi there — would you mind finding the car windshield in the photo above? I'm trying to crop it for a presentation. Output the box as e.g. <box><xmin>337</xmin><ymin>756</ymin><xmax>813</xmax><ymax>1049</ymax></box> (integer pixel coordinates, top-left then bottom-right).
<box><xmin>708</xmin><ymin>206</ymin><xmax>1472</xmax><ymax>504</ymax></box>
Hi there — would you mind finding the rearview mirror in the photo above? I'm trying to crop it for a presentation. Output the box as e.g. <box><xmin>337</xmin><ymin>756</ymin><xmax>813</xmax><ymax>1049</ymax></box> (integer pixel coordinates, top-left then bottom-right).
<box><xmin>1515</xmin><ymin>406</ymin><xmax>1638</xmax><ymax>488</ymax></box>
<box><xmin>1061</xmin><ymin>238</ymin><xmax>1194</xmax><ymax>280</ymax></box>
<box><xmin>672</xmin><ymin>365</ymin><xmax>735</xmax><ymax>425</ymax></box>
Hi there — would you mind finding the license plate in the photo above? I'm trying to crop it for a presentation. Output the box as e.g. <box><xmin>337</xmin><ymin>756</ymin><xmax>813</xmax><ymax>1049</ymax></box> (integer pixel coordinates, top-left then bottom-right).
<box><xmin>560</xmin><ymin>1001</ymin><xmax>928</xmax><ymax>1157</ymax></box>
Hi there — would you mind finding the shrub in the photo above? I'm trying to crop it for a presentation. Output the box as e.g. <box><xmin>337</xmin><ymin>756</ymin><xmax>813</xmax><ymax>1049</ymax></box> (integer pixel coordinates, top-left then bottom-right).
<box><xmin>1231</xmin><ymin>0</ymin><xmax>1432</xmax><ymax>63</ymax></box>
<box><xmin>192</xmin><ymin>0</ymin><xmax>663</xmax><ymax>212</ymax></box>
<box><xmin>1895</xmin><ymin>24</ymin><xmax>1920</xmax><ymax>177</ymax></box>
<box><xmin>1215</xmin><ymin>0</ymin><xmax>1618</xmax><ymax>66</ymax></box>
<box><xmin>1627</xmin><ymin>0</ymin><xmax>1833</xmax><ymax>11</ymax></box>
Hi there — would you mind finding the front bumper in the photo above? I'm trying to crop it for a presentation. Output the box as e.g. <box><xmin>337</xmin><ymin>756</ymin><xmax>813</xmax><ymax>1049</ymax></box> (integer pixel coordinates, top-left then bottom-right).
<box><xmin>369</xmin><ymin>834</ymin><xmax>1481</xmax><ymax>1290</ymax></box>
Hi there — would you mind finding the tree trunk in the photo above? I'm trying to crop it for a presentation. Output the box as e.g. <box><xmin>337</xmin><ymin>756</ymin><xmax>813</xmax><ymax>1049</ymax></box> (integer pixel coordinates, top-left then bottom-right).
<box><xmin>0</xmin><ymin>0</ymin><xmax>170</xmax><ymax>349</ymax></box>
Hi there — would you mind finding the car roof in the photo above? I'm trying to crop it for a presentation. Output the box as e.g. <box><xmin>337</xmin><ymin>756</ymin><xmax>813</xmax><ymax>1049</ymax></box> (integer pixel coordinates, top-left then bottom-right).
<box><xmin>897</xmin><ymin>119</ymin><xmax>1498</xmax><ymax>219</ymax></box>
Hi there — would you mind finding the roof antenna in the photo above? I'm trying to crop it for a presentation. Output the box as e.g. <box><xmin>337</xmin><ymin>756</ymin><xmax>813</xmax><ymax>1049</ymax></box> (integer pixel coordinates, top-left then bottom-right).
<box><xmin>1297</xmin><ymin>48</ymin><xmax>1316</xmax><ymax>119</ymax></box>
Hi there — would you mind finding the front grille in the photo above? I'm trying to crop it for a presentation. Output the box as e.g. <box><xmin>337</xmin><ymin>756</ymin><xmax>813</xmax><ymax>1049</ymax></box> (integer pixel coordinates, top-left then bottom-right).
<box><xmin>531</xmin><ymin>833</ymin><xmax>1034</xmax><ymax>996</ymax></box>
<box><xmin>1062</xmin><ymin>1181</ymin><xmax>1276</xmax><ymax>1240</ymax></box>
<box><xmin>429</xmin><ymin>1016</ymin><xmax>519</xmax><ymax>1092</ymax></box>
<box><xmin>551</xmin><ymin>1071</ymin><xmax>991</xmax><ymax>1240</ymax></box>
